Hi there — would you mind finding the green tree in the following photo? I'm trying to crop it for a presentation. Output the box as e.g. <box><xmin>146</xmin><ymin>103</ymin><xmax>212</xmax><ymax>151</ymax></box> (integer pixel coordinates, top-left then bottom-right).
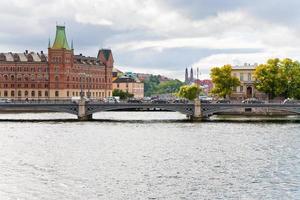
<box><xmin>156</xmin><ymin>79</ymin><xmax>184</xmax><ymax>94</ymax></box>
<box><xmin>112</xmin><ymin>89</ymin><xmax>134</xmax><ymax>100</ymax></box>
<box><xmin>144</xmin><ymin>75</ymin><xmax>160</xmax><ymax>96</ymax></box>
<box><xmin>210</xmin><ymin>65</ymin><xmax>240</xmax><ymax>98</ymax></box>
<box><xmin>280</xmin><ymin>58</ymin><xmax>300</xmax><ymax>99</ymax></box>
<box><xmin>253</xmin><ymin>58</ymin><xmax>286</xmax><ymax>99</ymax></box>
<box><xmin>177</xmin><ymin>84</ymin><xmax>202</xmax><ymax>101</ymax></box>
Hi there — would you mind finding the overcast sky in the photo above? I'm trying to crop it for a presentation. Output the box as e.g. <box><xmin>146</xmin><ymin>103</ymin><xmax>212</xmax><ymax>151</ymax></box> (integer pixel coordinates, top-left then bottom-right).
<box><xmin>0</xmin><ymin>0</ymin><xmax>300</xmax><ymax>80</ymax></box>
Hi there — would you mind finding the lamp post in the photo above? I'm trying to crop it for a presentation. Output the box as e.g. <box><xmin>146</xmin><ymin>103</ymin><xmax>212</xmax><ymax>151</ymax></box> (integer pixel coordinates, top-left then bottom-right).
<box><xmin>79</xmin><ymin>72</ymin><xmax>86</xmax><ymax>99</ymax></box>
<box><xmin>86</xmin><ymin>73</ymin><xmax>91</xmax><ymax>99</ymax></box>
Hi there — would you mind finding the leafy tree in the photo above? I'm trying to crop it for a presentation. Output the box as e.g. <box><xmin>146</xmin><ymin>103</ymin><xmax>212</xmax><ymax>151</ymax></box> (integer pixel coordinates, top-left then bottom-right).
<box><xmin>156</xmin><ymin>79</ymin><xmax>184</xmax><ymax>94</ymax></box>
<box><xmin>280</xmin><ymin>58</ymin><xmax>300</xmax><ymax>99</ymax></box>
<box><xmin>177</xmin><ymin>84</ymin><xmax>202</xmax><ymax>101</ymax></box>
<box><xmin>112</xmin><ymin>89</ymin><xmax>134</xmax><ymax>100</ymax></box>
<box><xmin>253</xmin><ymin>58</ymin><xmax>286</xmax><ymax>99</ymax></box>
<box><xmin>144</xmin><ymin>75</ymin><xmax>160</xmax><ymax>96</ymax></box>
<box><xmin>210</xmin><ymin>65</ymin><xmax>240</xmax><ymax>98</ymax></box>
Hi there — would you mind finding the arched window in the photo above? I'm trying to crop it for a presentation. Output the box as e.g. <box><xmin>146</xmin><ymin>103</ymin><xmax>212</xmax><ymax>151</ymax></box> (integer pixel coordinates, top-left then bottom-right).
<box><xmin>45</xmin><ymin>91</ymin><xmax>49</xmax><ymax>97</ymax></box>
<box><xmin>18</xmin><ymin>91</ymin><xmax>21</xmax><ymax>97</ymax></box>
<box><xmin>38</xmin><ymin>91</ymin><xmax>42</xmax><ymax>97</ymax></box>
<box><xmin>55</xmin><ymin>76</ymin><xmax>59</xmax><ymax>81</ymax></box>
<box><xmin>55</xmin><ymin>91</ymin><xmax>59</xmax><ymax>97</ymax></box>
<box><xmin>31</xmin><ymin>91</ymin><xmax>35</xmax><ymax>97</ymax></box>
<box><xmin>11</xmin><ymin>91</ymin><xmax>14</xmax><ymax>97</ymax></box>
<box><xmin>25</xmin><ymin>91</ymin><xmax>28</xmax><ymax>96</ymax></box>
<box><xmin>4</xmin><ymin>91</ymin><xmax>8</xmax><ymax>97</ymax></box>
<box><xmin>11</xmin><ymin>75</ymin><xmax>15</xmax><ymax>80</ymax></box>
<box><xmin>4</xmin><ymin>75</ymin><xmax>8</xmax><ymax>80</ymax></box>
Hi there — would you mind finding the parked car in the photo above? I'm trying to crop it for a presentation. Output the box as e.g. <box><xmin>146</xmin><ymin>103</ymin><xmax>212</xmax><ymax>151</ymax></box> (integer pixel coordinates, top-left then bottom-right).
<box><xmin>242</xmin><ymin>98</ymin><xmax>264</xmax><ymax>104</ymax></box>
<box><xmin>151</xmin><ymin>99</ymin><xmax>168</xmax><ymax>104</ymax></box>
<box><xmin>283</xmin><ymin>98</ymin><xmax>300</xmax><ymax>104</ymax></box>
<box><xmin>71</xmin><ymin>96</ymin><xmax>90</xmax><ymax>103</ymax></box>
<box><xmin>0</xmin><ymin>98</ymin><xmax>12</xmax><ymax>103</ymax></box>
<box><xmin>127</xmin><ymin>99</ymin><xmax>142</xmax><ymax>103</ymax></box>
<box><xmin>104</xmin><ymin>97</ymin><xmax>119</xmax><ymax>104</ymax></box>
<box><xmin>173</xmin><ymin>99</ymin><xmax>189</xmax><ymax>104</ymax></box>
<box><xmin>199</xmin><ymin>95</ymin><xmax>213</xmax><ymax>103</ymax></box>
<box><xmin>216</xmin><ymin>99</ymin><xmax>231</xmax><ymax>104</ymax></box>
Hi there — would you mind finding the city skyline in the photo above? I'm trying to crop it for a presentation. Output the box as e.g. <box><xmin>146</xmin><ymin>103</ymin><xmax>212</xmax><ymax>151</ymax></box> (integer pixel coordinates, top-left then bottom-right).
<box><xmin>1</xmin><ymin>0</ymin><xmax>300</xmax><ymax>80</ymax></box>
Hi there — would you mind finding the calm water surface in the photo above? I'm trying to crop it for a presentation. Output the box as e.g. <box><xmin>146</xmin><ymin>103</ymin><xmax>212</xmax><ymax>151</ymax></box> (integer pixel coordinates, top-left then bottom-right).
<box><xmin>0</xmin><ymin>112</ymin><xmax>299</xmax><ymax>200</ymax></box>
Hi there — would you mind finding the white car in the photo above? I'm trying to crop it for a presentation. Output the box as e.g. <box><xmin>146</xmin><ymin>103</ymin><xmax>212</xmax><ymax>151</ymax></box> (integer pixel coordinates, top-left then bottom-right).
<box><xmin>0</xmin><ymin>98</ymin><xmax>12</xmax><ymax>103</ymax></box>
<box><xmin>104</xmin><ymin>97</ymin><xmax>119</xmax><ymax>104</ymax></box>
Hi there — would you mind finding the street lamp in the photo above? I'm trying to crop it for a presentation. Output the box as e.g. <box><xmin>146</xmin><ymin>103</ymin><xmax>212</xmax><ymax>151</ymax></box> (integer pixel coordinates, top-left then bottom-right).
<box><xmin>79</xmin><ymin>72</ymin><xmax>86</xmax><ymax>99</ymax></box>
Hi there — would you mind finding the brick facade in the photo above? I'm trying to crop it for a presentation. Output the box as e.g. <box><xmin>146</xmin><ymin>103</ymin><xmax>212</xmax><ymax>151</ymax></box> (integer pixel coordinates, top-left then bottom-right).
<box><xmin>0</xmin><ymin>26</ymin><xmax>113</xmax><ymax>100</ymax></box>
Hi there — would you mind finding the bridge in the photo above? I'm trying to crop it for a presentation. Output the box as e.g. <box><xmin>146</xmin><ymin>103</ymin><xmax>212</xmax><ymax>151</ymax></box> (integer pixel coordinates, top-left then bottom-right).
<box><xmin>0</xmin><ymin>100</ymin><xmax>299</xmax><ymax>120</ymax></box>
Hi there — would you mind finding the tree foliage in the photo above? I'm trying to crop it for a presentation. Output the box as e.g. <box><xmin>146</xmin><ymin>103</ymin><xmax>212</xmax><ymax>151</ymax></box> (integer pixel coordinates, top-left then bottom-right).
<box><xmin>156</xmin><ymin>79</ymin><xmax>184</xmax><ymax>94</ymax></box>
<box><xmin>112</xmin><ymin>89</ymin><xmax>134</xmax><ymax>100</ymax></box>
<box><xmin>210</xmin><ymin>65</ymin><xmax>240</xmax><ymax>98</ymax></box>
<box><xmin>253</xmin><ymin>58</ymin><xmax>300</xmax><ymax>99</ymax></box>
<box><xmin>177</xmin><ymin>84</ymin><xmax>202</xmax><ymax>101</ymax></box>
<box><xmin>144</xmin><ymin>75</ymin><xmax>160</xmax><ymax>96</ymax></box>
<box><xmin>280</xmin><ymin>58</ymin><xmax>300</xmax><ymax>99</ymax></box>
<box><xmin>144</xmin><ymin>75</ymin><xmax>184</xmax><ymax>96</ymax></box>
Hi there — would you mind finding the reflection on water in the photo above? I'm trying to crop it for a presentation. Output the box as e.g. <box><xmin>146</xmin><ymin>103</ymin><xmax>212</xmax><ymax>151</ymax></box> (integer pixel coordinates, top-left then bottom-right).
<box><xmin>0</xmin><ymin>112</ymin><xmax>299</xmax><ymax>199</ymax></box>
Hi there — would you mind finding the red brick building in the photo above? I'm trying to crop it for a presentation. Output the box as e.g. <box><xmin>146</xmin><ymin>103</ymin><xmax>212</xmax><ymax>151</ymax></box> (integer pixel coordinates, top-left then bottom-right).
<box><xmin>0</xmin><ymin>26</ymin><xmax>113</xmax><ymax>100</ymax></box>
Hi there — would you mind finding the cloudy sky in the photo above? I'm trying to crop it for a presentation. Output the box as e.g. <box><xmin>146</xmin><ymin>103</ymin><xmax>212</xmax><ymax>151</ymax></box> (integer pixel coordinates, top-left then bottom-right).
<box><xmin>0</xmin><ymin>0</ymin><xmax>300</xmax><ymax>80</ymax></box>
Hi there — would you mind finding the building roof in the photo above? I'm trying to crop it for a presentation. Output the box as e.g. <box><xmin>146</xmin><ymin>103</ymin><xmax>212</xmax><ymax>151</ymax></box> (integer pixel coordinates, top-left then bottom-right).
<box><xmin>113</xmin><ymin>72</ymin><xmax>142</xmax><ymax>83</ymax></box>
<box><xmin>4</xmin><ymin>53</ymin><xmax>14</xmax><ymax>61</ymax></box>
<box><xmin>232</xmin><ymin>63</ymin><xmax>258</xmax><ymax>70</ymax></box>
<box><xmin>98</xmin><ymin>49</ymin><xmax>111</xmax><ymax>61</ymax></box>
<box><xmin>52</xmin><ymin>26</ymin><xmax>71</xmax><ymax>50</ymax></box>
<box><xmin>30</xmin><ymin>52</ymin><xmax>41</xmax><ymax>62</ymax></box>
<box><xmin>0</xmin><ymin>51</ymin><xmax>47</xmax><ymax>62</ymax></box>
<box><xmin>74</xmin><ymin>54</ymin><xmax>104</xmax><ymax>66</ymax></box>
<box><xmin>16</xmin><ymin>53</ymin><xmax>27</xmax><ymax>62</ymax></box>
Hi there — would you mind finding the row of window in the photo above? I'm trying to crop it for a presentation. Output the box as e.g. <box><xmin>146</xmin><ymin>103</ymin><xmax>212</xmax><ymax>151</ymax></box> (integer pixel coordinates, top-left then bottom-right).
<box><xmin>0</xmin><ymin>90</ymin><xmax>111</xmax><ymax>98</ymax></box>
<box><xmin>0</xmin><ymin>66</ymin><xmax>48</xmax><ymax>72</ymax></box>
<box><xmin>1</xmin><ymin>90</ymin><xmax>49</xmax><ymax>97</ymax></box>
<box><xmin>0</xmin><ymin>83</ymin><xmax>111</xmax><ymax>89</ymax></box>
<box><xmin>0</xmin><ymin>74</ymin><xmax>49</xmax><ymax>81</ymax></box>
<box><xmin>233</xmin><ymin>73</ymin><xmax>252</xmax><ymax>81</ymax></box>
<box><xmin>1</xmin><ymin>84</ymin><xmax>49</xmax><ymax>88</ymax></box>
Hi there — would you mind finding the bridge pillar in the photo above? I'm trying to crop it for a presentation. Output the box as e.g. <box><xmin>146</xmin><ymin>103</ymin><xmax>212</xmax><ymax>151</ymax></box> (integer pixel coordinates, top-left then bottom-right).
<box><xmin>189</xmin><ymin>99</ymin><xmax>205</xmax><ymax>121</ymax></box>
<box><xmin>77</xmin><ymin>99</ymin><xmax>93</xmax><ymax>121</ymax></box>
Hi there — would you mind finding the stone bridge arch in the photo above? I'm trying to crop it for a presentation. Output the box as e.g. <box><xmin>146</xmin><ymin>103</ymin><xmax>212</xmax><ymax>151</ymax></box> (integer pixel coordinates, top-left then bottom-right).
<box><xmin>85</xmin><ymin>103</ymin><xmax>194</xmax><ymax>116</ymax></box>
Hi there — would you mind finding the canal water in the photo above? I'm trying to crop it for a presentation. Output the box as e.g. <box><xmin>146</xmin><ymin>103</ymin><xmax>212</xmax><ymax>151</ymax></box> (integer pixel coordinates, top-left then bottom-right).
<box><xmin>0</xmin><ymin>112</ymin><xmax>299</xmax><ymax>199</ymax></box>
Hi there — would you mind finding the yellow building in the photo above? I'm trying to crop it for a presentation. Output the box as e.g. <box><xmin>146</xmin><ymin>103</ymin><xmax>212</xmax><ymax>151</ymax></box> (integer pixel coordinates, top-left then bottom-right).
<box><xmin>112</xmin><ymin>73</ymin><xmax>144</xmax><ymax>98</ymax></box>
<box><xmin>230</xmin><ymin>63</ymin><xmax>267</xmax><ymax>100</ymax></box>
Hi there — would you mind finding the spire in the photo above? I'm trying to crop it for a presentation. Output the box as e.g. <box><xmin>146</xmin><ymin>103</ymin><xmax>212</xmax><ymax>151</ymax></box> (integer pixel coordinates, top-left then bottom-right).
<box><xmin>185</xmin><ymin>67</ymin><xmax>189</xmax><ymax>84</ymax></box>
<box><xmin>48</xmin><ymin>37</ymin><xmax>51</xmax><ymax>48</ymax></box>
<box><xmin>52</xmin><ymin>25</ymin><xmax>70</xmax><ymax>50</ymax></box>
<box><xmin>71</xmin><ymin>39</ymin><xmax>74</xmax><ymax>49</ymax></box>
<box><xmin>190</xmin><ymin>68</ymin><xmax>194</xmax><ymax>83</ymax></box>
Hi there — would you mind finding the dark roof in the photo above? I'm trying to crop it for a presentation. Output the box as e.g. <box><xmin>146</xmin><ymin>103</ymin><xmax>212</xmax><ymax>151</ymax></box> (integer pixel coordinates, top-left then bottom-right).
<box><xmin>113</xmin><ymin>77</ymin><xmax>137</xmax><ymax>83</ymax></box>
<box><xmin>74</xmin><ymin>54</ymin><xmax>104</xmax><ymax>66</ymax></box>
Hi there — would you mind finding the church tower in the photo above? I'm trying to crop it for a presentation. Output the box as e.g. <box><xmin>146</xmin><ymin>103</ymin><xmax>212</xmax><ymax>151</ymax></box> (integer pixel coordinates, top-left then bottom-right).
<box><xmin>48</xmin><ymin>25</ymin><xmax>73</xmax><ymax>98</ymax></box>
<box><xmin>190</xmin><ymin>68</ymin><xmax>194</xmax><ymax>83</ymax></box>
<box><xmin>185</xmin><ymin>68</ymin><xmax>189</xmax><ymax>84</ymax></box>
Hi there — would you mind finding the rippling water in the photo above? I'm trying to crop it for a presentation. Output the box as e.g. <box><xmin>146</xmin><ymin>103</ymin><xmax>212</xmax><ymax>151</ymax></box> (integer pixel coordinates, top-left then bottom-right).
<box><xmin>0</xmin><ymin>112</ymin><xmax>299</xmax><ymax>199</ymax></box>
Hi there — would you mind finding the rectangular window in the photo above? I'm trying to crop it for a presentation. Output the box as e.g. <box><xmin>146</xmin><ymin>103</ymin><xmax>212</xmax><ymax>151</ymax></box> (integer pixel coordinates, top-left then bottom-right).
<box><xmin>240</xmin><ymin>73</ymin><xmax>244</xmax><ymax>81</ymax></box>
<box><xmin>55</xmin><ymin>91</ymin><xmax>59</xmax><ymax>97</ymax></box>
